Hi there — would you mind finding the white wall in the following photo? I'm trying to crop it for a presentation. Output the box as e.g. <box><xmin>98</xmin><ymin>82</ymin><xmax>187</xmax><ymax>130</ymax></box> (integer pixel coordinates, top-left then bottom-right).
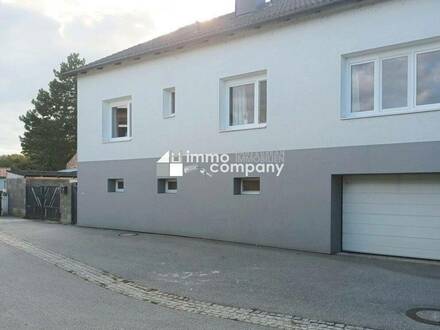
<box><xmin>78</xmin><ymin>0</ymin><xmax>440</xmax><ymax>162</ymax></box>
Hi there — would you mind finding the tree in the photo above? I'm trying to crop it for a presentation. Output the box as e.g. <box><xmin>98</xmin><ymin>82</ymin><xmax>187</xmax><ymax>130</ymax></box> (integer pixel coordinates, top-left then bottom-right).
<box><xmin>19</xmin><ymin>53</ymin><xmax>85</xmax><ymax>170</ymax></box>
<box><xmin>0</xmin><ymin>154</ymin><xmax>32</xmax><ymax>170</ymax></box>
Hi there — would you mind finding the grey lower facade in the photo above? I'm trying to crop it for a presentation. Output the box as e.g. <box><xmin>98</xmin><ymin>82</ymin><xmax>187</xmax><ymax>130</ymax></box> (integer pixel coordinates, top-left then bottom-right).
<box><xmin>78</xmin><ymin>141</ymin><xmax>440</xmax><ymax>254</ymax></box>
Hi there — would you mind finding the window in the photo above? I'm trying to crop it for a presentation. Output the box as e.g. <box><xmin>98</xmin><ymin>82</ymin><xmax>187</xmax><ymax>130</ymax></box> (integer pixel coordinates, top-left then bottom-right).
<box><xmin>221</xmin><ymin>72</ymin><xmax>267</xmax><ymax>130</ymax></box>
<box><xmin>234</xmin><ymin>177</ymin><xmax>260</xmax><ymax>195</ymax></box>
<box><xmin>343</xmin><ymin>42</ymin><xmax>440</xmax><ymax>118</ymax></box>
<box><xmin>158</xmin><ymin>178</ymin><xmax>178</xmax><ymax>194</ymax></box>
<box><xmin>103</xmin><ymin>98</ymin><xmax>132</xmax><ymax>142</ymax></box>
<box><xmin>108</xmin><ymin>179</ymin><xmax>125</xmax><ymax>193</ymax></box>
<box><xmin>417</xmin><ymin>49</ymin><xmax>440</xmax><ymax>106</ymax></box>
<box><xmin>382</xmin><ymin>56</ymin><xmax>408</xmax><ymax>109</ymax></box>
<box><xmin>165</xmin><ymin>179</ymin><xmax>177</xmax><ymax>193</ymax></box>
<box><xmin>163</xmin><ymin>88</ymin><xmax>176</xmax><ymax>118</ymax></box>
<box><xmin>112</xmin><ymin>106</ymin><xmax>128</xmax><ymax>138</ymax></box>
<box><xmin>351</xmin><ymin>62</ymin><xmax>375</xmax><ymax>112</ymax></box>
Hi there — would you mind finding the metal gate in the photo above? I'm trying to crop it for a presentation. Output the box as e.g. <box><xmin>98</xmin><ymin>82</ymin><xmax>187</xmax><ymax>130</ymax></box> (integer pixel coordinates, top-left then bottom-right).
<box><xmin>25</xmin><ymin>185</ymin><xmax>61</xmax><ymax>221</ymax></box>
<box><xmin>71</xmin><ymin>183</ymin><xmax>77</xmax><ymax>224</ymax></box>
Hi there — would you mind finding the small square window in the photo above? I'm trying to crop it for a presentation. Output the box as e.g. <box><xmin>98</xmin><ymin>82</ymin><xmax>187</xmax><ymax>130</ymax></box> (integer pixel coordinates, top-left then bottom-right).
<box><xmin>108</xmin><ymin>179</ymin><xmax>125</xmax><ymax>193</ymax></box>
<box><xmin>158</xmin><ymin>178</ymin><xmax>178</xmax><ymax>194</ymax></box>
<box><xmin>163</xmin><ymin>88</ymin><xmax>176</xmax><ymax>118</ymax></box>
<box><xmin>166</xmin><ymin>179</ymin><xmax>177</xmax><ymax>193</ymax></box>
<box><xmin>234</xmin><ymin>177</ymin><xmax>260</xmax><ymax>195</ymax></box>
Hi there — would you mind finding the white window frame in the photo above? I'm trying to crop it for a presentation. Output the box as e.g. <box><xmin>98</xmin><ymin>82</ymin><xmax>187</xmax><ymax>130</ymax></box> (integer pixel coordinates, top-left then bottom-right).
<box><xmin>220</xmin><ymin>73</ymin><xmax>267</xmax><ymax>132</ymax></box>
<box><xmin>163</xmin><ymin>87</ymin><xmax>176</xmax><ymax>119</ymax></box>
<box><xmin>240</xmin><ymin>177</ymin><xmax>260</xmax><ymax>195</ymax></box>
<box><xmin>108</xmin><ymin>99</ymin><xmax>132</xmax><ymax>142</ymax></box>
<box><xmin>115</xmin><ymin>179</ymin><xmax>125</xmax><ymax>193</ymax></box>
<box><xmin>165</xmin><ymin>178</ymin><xmax>177</xmax><ymax>194</ymax></box>
<box><xmin>342</xmin><ymin>42</ymin><xmax>440</xmax><ymax>119</ymax></box>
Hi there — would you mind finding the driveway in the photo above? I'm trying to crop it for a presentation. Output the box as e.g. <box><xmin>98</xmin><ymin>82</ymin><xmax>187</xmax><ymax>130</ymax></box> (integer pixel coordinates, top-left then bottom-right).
<box><xmin>0</xmin><ymin>217</ymin><xmax>439</xmax><ymax>329</ymax></box>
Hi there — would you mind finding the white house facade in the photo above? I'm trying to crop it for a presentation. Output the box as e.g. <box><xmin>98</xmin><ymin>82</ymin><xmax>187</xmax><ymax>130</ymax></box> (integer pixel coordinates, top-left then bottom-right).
<box><xmin>73</xmin><ymin>0</ymin><xmax>440</xmax><ymax>260</ymax></box>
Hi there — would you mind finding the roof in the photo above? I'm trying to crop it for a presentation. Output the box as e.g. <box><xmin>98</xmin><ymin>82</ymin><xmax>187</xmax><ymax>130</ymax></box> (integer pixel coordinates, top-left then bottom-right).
<box><xmin>67</xmin><ymin>0</ymin><xmax>377</xmax><ymax>76</ymax></box>
<box><xmin>0</xmin><ymin>168</ymin><xmax>9</xmax><ymax>178</ymax></box>
<box><xmin>7</xmin><ymin>169</ymin><xmax>77</xmax><ymax>178</ymax></box>
<box><xmin>66</xmin><ymin>154</ymin><xmax>77</xmax><ymax>169</ymax></box>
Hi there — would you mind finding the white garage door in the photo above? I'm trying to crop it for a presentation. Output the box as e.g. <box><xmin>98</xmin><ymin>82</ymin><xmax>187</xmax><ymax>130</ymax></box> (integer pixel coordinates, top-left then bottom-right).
<box><xmin>343</xmin><ymin>174</ymin><xmax>440</xmax><ymax>261</ymax></box>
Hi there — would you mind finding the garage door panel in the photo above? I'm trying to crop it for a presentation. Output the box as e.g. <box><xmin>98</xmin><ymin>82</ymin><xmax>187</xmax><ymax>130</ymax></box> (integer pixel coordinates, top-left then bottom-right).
<box><xmin>344</xmin><ymin>202</ymin><xmax>440</xmax><ymax>217</ymax></box>
<box><xmin>343</xmin><ymin>192</ymin><xmax>440</xmax><ymax>205</ymax></box>
<box><xmin>344</xmin><ymin>174</ymin><xmax>440</xmax><ymax>194</ymax></box>
<box><xmin>343</xmin><ymin>222</ymin><xmax>440</xmax><ymax>240</ymax></box>
<box><xmin>343</xmin><ymin>234</ymin><xmax>440</xmax><ymax>260</ymax></box>
<box><xmin>343</xmin><ymin>174</ymin><xmax>440</xmax><ymax>261</ymax></box>
<box><xmin>343</xmin><ymin>213</ymin><xmax>440</xmax><ymax>228</ymax></box>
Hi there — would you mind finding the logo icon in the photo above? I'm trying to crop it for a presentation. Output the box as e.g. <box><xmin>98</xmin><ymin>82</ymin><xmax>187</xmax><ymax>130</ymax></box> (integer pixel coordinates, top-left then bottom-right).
<box><xmin>156</xmin><ymin>151</ymin><xmax>184</xmax><ymax>177</ymax></box>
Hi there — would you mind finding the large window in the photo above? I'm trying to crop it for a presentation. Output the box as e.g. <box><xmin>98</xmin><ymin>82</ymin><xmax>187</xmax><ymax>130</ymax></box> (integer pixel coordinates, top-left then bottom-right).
<box><xmin>344</xmin><ymin>43</ymin><xmax>440</xmax><ymax>118</ymax></box>
<box><xmin>221</xmin><ymin>72</ymin><xmax>267</xmax><ymax>131</ymax></box>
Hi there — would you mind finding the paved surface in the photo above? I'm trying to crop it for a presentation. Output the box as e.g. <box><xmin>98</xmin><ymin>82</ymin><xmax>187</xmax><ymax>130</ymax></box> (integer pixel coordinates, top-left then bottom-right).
<box><xmin>0</xmin><ymin>237</ymin><xmax>250</xmax><ymax>329</ymax></box>
<box><xmin>0</xmin><ymin>231</ymin><xmax>371</xmax><ymax>330</ymax></box>
<box><xmin>0</xmin><ymin>218</ymin><xmax>439</xmax><ymax>329</ymax></box>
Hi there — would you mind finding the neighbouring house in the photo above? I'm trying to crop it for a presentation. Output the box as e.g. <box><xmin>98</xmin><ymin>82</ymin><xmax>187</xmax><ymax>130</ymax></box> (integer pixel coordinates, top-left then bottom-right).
<box><xmin>0</xmin><ymin>168</ymin><xmax>9</xmax><ymax>216</ymax></box>
<box><xmin>59</xmin><ymin>154</ymin><xmax>78</xmax><ymax>174</ymax></box>
<box><xmin>6</xmin><ymin>169</ymin><xmax>77</xmax><ymax>224</ymax></box>
<box><xmin>69</xmin><ymin>0</ymin><xmax>440</xmax><ymax>261</ymax></box>
<box><xmin>0</xmin><ymin>168</ymin><xmax>9</xmax><ymax>191</ymax></box>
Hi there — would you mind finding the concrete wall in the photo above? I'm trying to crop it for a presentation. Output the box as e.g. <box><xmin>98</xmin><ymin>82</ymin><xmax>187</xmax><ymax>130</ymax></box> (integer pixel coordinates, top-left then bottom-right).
<box><xmin>7</xmin><ymin>177</ymin><xmax>26</xmax><ymax>217</ymax></box>
<box><xmin>77</xmin><ymin>0</ymin><xmax>440</xmax><ymax>163</ymax></box>
<box><xmin>78</xmin><ymin>141</ymin><xmax>440</xmax><ymax>253</ymax></box>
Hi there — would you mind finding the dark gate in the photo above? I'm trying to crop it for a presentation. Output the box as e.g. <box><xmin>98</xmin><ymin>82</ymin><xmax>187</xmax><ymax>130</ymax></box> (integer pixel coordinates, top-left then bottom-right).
<box><xmin>71</xmin><ymin>183</ymin><xmax>77</xmax><ymax>225</ymax></box>
<box><xmin>25</xmin><ymin>185</ymin><xmax>61</xmax><ymax>221</ymax></box>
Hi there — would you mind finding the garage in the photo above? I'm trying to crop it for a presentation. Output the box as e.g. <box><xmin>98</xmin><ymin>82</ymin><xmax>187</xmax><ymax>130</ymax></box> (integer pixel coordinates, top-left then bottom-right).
<box><xmin>342</xmin><ymin>174</ymin><xmax>440</xmax><ymax>261</ymax></box>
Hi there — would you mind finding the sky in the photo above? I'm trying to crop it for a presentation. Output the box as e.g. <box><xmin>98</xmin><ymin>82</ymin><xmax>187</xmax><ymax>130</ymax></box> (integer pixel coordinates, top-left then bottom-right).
<box><xmin>0</xmin><ymin>0</ymin><xmax>234</xmax><ymax>155</ymax></box>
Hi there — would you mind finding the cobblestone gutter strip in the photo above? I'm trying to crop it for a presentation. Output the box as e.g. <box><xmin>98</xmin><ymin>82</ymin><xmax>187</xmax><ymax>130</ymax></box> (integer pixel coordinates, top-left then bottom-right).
<box><xmin>0</xmin><ymin>232</ymin><xmax>373</xmax><ymax>330</ymax></box>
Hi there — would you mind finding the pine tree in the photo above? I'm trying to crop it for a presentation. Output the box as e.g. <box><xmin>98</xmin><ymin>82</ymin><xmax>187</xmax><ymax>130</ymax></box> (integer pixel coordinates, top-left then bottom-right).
<box><xmin>19</xmin><ymin>53</ymin><xmax>85</xmax><ymax>170</ymax></box>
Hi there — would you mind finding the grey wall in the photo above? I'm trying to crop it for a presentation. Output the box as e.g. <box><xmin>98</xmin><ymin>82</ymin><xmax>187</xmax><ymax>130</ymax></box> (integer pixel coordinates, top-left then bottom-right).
<box><xmin>78</xmin><ymin>141</ymin><xmax>440</xmax><ymax>254</ymax></box>
<box><xmin>7</xmin><ymin>178</ymin><xmax>26</xmax><ymax>217</ymax></box>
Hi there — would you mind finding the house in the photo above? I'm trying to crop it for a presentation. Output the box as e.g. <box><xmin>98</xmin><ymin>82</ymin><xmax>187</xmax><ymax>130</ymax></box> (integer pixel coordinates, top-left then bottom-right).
<box><xmin>69</xmin><ymin>0</ymin><xmax>440</xmax><ymax>261</ymax></box>
<box><xmin>6</xmin><ymin>169</ymin><xmax>77</xmax><ymax>223</ymax></box>
<box><xmin>0</xmin><ymin>168</ymin><xmax>8</xmax><ymax>191</ymax></box>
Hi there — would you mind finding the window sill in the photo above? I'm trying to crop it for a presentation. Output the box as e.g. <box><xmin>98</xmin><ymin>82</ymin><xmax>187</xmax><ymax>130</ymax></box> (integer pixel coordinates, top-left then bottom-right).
<box><xmin>220</xmin><ymin>123</ymin><xmax>267</xmax><ymax>133</ymax></box>
<box><xmin>341</xmin><ymin>106</ymin><xmax>440</xmax><ymax>120</ymax></box>
<box><xmin>104</xmin><ymin>137</ymin><xmax>133</xmax><ymax>144</ymax></box>
<box><xmin>164</xmin><ymin>114</ymin><xmax>176</xmax><ymax>119</ymax></box>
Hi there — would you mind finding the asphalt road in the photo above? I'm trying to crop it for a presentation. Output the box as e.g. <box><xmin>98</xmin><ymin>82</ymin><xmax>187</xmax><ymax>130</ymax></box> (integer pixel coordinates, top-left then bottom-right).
<box><xmin>1</xmin><ymin>217</ymin><xmax>439</xmax><ymax>330</ymax></box>
<box><xmin>0</xmin><ymin>227</ymin><xmax>259</xmax><ymax>329</ymax></box>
